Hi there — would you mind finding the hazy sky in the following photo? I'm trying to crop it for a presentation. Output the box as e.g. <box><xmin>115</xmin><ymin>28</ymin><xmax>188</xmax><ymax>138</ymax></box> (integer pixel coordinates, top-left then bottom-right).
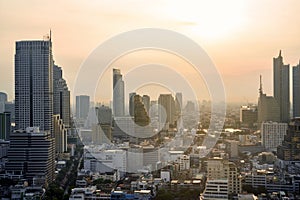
<box><xmin>1</xmin><ymin>0</ymin><xmax>300</xmax><ymax>104</ymax></box>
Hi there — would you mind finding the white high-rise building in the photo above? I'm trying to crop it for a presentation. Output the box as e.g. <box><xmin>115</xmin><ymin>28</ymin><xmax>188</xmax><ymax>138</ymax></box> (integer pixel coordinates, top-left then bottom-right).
<box><xmin>113</xmin><ymin>69</ymin><xmax>125</xmax><ymax>117</ymax></box>
<box><xmin>15</xmin><ymin>39</ymin><xmax>53</xmax><ymax>131</ymax></box>
<box><xmin>261</xmin><ymin>121</ymin><xmax>287</xmax><ymax>150</ymax></box>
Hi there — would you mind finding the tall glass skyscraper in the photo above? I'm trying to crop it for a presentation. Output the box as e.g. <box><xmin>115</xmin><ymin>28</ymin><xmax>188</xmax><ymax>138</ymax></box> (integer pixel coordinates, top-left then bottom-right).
<box><xmin>293</xmin><ymin>62</ymin><xmax>300</xmax><ymax>118</ymax></box>
<box><xmin>15</xmin><ymin>39</ymin><xmax>53</xmax><ymax>131</ymax></box>
<box><xmin>273</xmin><ymin>50</ymin><xmax>290</xmax><ymax>122</ymax></box>
<box><xmin>113</xmin><ymin>68</ymin><xmax>125</xmax><ymax>117</ymax></box>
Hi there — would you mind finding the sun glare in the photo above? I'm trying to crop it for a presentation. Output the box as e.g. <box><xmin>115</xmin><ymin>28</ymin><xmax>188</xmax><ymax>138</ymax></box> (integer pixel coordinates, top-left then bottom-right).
<box><xmin>167</xmin><ymin>1</ymin><xmax>246</xmax><ymax>39</ymax></box>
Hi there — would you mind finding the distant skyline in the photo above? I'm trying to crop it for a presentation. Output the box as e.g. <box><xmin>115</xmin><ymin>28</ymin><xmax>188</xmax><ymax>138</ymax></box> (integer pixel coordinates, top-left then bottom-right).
<box><xmin>1</xmin><ymin>1</ymin><xmax>300</xmax><ymax>103</ymax></box>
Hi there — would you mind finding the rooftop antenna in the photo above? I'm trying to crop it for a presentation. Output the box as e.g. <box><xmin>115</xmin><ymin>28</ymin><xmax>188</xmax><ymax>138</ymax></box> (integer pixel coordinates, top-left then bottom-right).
<box><xmin>279</xmin><ymin>49</ymin><xmax>282</xmax><ymax>57</ymax></box>
<box><xmin>49</xmin><ymin>29</ymin><xmax>52</xmax><ymax>42</ymax></box>
<box><xmin>259</xmin><ymin>75</ymin><xmax>263</xmax><ymax>95</ymax></box>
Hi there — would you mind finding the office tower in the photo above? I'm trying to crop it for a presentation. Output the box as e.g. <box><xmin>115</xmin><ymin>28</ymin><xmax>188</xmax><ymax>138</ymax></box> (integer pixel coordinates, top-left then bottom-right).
<box><xmin>6</xmin><ymin>127</ymin><xmax>55</xmax><ymax>186</ymax></box>
<box><xmin>15</xmin><ymin>39</ymin><xmax>53</xmax><ymax>131</ymax></box>
<box><xmin>277</xmin><ymin>118</ymin><xmax>300</xmax><ymax>161</ymax></box>
<box><xmin>148</xmin><ymin>100</ymin><xmax>157</xmax><ymax>119</ymax></box>
<box><xmin>261</xmin><ymin>122</ymin><xmax>287</xmax><ymax>151</ymax></box>
<box><xmin>53</xmin><ymin>65</ymin><xmax>71</xmax><ymax>127</ymax></box>
<box><xmin>76</xmin><ymin>95</ymin><xmax>90</xmax><ymax>120</ymax></box>
<box><xmin>142</xmin><ymin>95</ymin><xmax>150</xmax><ymax>114</ymax></box>
<box><xmin>293</xmin><ymin>61</ymin><xmax>300</xmax><ymax>117</ymax></box>
<box><xmin>175</xmin><ymin>92</ymin><xmax>182</xmax><ymax>114</ymax></box>
<box><xmin>94</xmin><ymin>105</ymin><xmax>112</xmax><ymax>143</ymax></box>
<box><xmin>185</xmin><ymin>100</ymin><xmax>195</xmax><ymax>113</ymax></box>
<box><xmin>113</xmin><ymin>68</ymin><xmax>125</xmax><ymax>117</ymax></box>
<box><xmin>240</xmin><ymin>105</ymin><xmax>258</xmax><ymax>127</ymax></box>
<box><xmin>53</xmin><ymin>115</ymin><xmax>67</xmax><ymax>154</ymax></box>
<box><xmin>158</xmin><ymin>94</ymin><xmax>176</xmax><ymax>128</ymax></box>
<box><xmin>134</xmin><ymin>95</ymin><xmax>150</xmax><ymax>127</ymax></box>
<box><xmin>258</xmin><ymin>76</ymin><xmax>280</xmax><ymax>123</ymax></box>
<box><xmin>133</xmin><ymin>95</ymin><xmax>152</xmax><ymax>142</ymax></box>
<box><xmin>4</xmin><ymin>101</ymin><xmax>15</xmax><ymax>123</ymax></box>
<box><xmin>0</xmin><ymin>92</ymin><xmax>7</xmax><ymax>113</ymax></box>
<box><xmin>0</xmin><ymin>112</ymin><xmax>11</xmax><ymax>140</ymax></box>
<box><xmin>273</xmin><ymin>50</ymin><xmax>290</xmax><ymax>122</ymax></box>
<box><xmin>129</xmin><ymin>92</ymin><xmax>136</xmax><ymax>117</ymax></box>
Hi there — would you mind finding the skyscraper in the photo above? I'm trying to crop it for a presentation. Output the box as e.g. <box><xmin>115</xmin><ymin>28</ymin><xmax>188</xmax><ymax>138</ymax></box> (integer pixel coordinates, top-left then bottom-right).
<box><xmin>15</xmin><ymin>39</ymin><xmax>53</xmax><ymax>131</ymax></box>
<box><xmin>293</xmin><ymin>61</ymin><xmax>300</xmax><ymax>117</ymax></box>
<box><xmin>273</xmin><ymin>50</ymin><xmax>290</xmax><ymax>122</ymax></box>
<box><xmin>158</xmin><ymin>94</ymin><xmax>176</xmax><ymax>128</ymax></box>
<box><xmin>113</xmin><ymin>68</ymin><xmax>125</xmax><ymax>117</ymax></box>
<box><xmin>0</xmin><ymin>92</ymin><xmax>7</xmax><ymax>113</ymax></box>
<box><xmin>129</xmin><ymin>92</ymin><xmax>136</xmax><ymax>117</ymax></box>
<box><xmin>258</xmin><ymin>76</ymin><xmax>280</xmax><ymax>123</ymax></box>
<box><xmin>53</xmin><ymin>65</ymin><xmax>71</xmax><ymax>127</ymax></box>
<box><xmin>277</xmin><ymin>118</ymin><xmax>300</xmax><ymax>161</ymax></box>
<box><xmin>76</xmin><ymin>95</ymin><xmax>90</xmax><ymax>120</ymax></box>
<box><xmin>142</xmin><ymin>95</ymin><xmax>150</xmax><ymax>114</ymax></box>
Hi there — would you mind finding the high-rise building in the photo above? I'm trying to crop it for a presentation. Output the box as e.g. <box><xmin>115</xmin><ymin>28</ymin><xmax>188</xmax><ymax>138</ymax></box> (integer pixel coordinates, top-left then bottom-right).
<box><xmin>15</xmin><ymin>39</ymin><xmax>53</xmax><ymax>131</ymax></box>
<box><xmin>113</xmin><ymin>68</ymin><xmax>125</xmax><ymax>117</ymax></box>
<box><xmin>134</xmin><ymin>95</ymin><xmax>150</xmax><ymax>127</ymax></box>
<box><xmin>5</xmin><ymin>127</ymin><xmax>55</xmax><ymax>186</ymax></box>
<box><xmin>94</xmin><ymin>105</ymin><xmax>112</xmax><ymax>143</ymax></box>
<box><xmin>277</xmin><ymin>118</ymin><xmax>300</xmax><ymax>161</ymax></box>
<box><xmin>273</xmin><ymin>50</ymin><xmax>290</xmax><ymax>122</ymax></box>
<box><xmin>0</xmin><ymin>92</ymin><xmax>7</xmax><ymax>113</ymax></box>
<box><xmin>293</xmin><ymin>61</ymin><xmax>300</xmax><ymax>118</ymax></box>
<box><xmin>129</xmin><ymin>92</ymin><xmax>136</xmax><ymax>117</ymax></box>
<box><xmin>53</xmin><ymin>65</ymin><xmax>71</xmax><ymax>127</ymax></box>
<box><xmin>206</xmin><ymin>158</ymin><xmax>242</xmax><ymax>196</ymax></box>
<box><xmin>158</xmin><ymin>94</ymin><xmax>176</xmax><ymax>128</ymax></box>
<box><xmin>76</xmin><ymin>95</ymin><xmax>90</xmax><ymax>120</ymax></box>
<box><xmin>142</xmin><ymin>95</ymin><xmax>150</xmax><ymax>114</ymax></box>
<box><xmin>53</xmin><ymin>115</ymin><xmax>67</xmax><ymax>154</ymax></box>
<box><xmin>0</xmin><ymin>112</ymin><xmax>11</xmax><ymax>140</ymax></box>
<box><xmin>5</xmin><ymin>101</ymin><xmax>15</xmax><ymax>123</ymax></box>
<box><xmin>113</xmin><ymin>116</ymin><xmax>134</xmax><ymax>139</ymax></box>
<box><xmin>261</xmin><ymin>121</ymin><xmax>287</xmax><ymax>151</ymax></box>
<box><xmin>175</xmin><ymin>92</ymin><xmax>182</xmax><ymax>114</ymax></box>
<box><xmin>258</xmin><ymin>76</ymin><xmax>280</xmax><ymax>123</ymax></box>
<box><xmin>0</xmin><ymin>92</ymin><xmax>7</xmax><ymax>103</ymax></box>
<box><xmin>240</xmin><ymin>105</ymin><xmax>258</xmax><ymax>128</ymax></box>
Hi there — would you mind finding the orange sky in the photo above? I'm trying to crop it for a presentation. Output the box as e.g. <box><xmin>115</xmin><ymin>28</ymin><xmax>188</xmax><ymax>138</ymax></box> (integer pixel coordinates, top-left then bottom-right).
<box><xmin>1</xmin><ymin>0</ymin><xmax>300</xmax><ymax>104</ymax></box>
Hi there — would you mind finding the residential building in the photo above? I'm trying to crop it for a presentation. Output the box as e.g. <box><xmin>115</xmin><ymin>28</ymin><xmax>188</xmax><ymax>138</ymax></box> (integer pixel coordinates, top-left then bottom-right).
<box><xmin>261</xmin><ymin>121</ymin><xmax>287</xmax><ymax>151</ymax></box>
